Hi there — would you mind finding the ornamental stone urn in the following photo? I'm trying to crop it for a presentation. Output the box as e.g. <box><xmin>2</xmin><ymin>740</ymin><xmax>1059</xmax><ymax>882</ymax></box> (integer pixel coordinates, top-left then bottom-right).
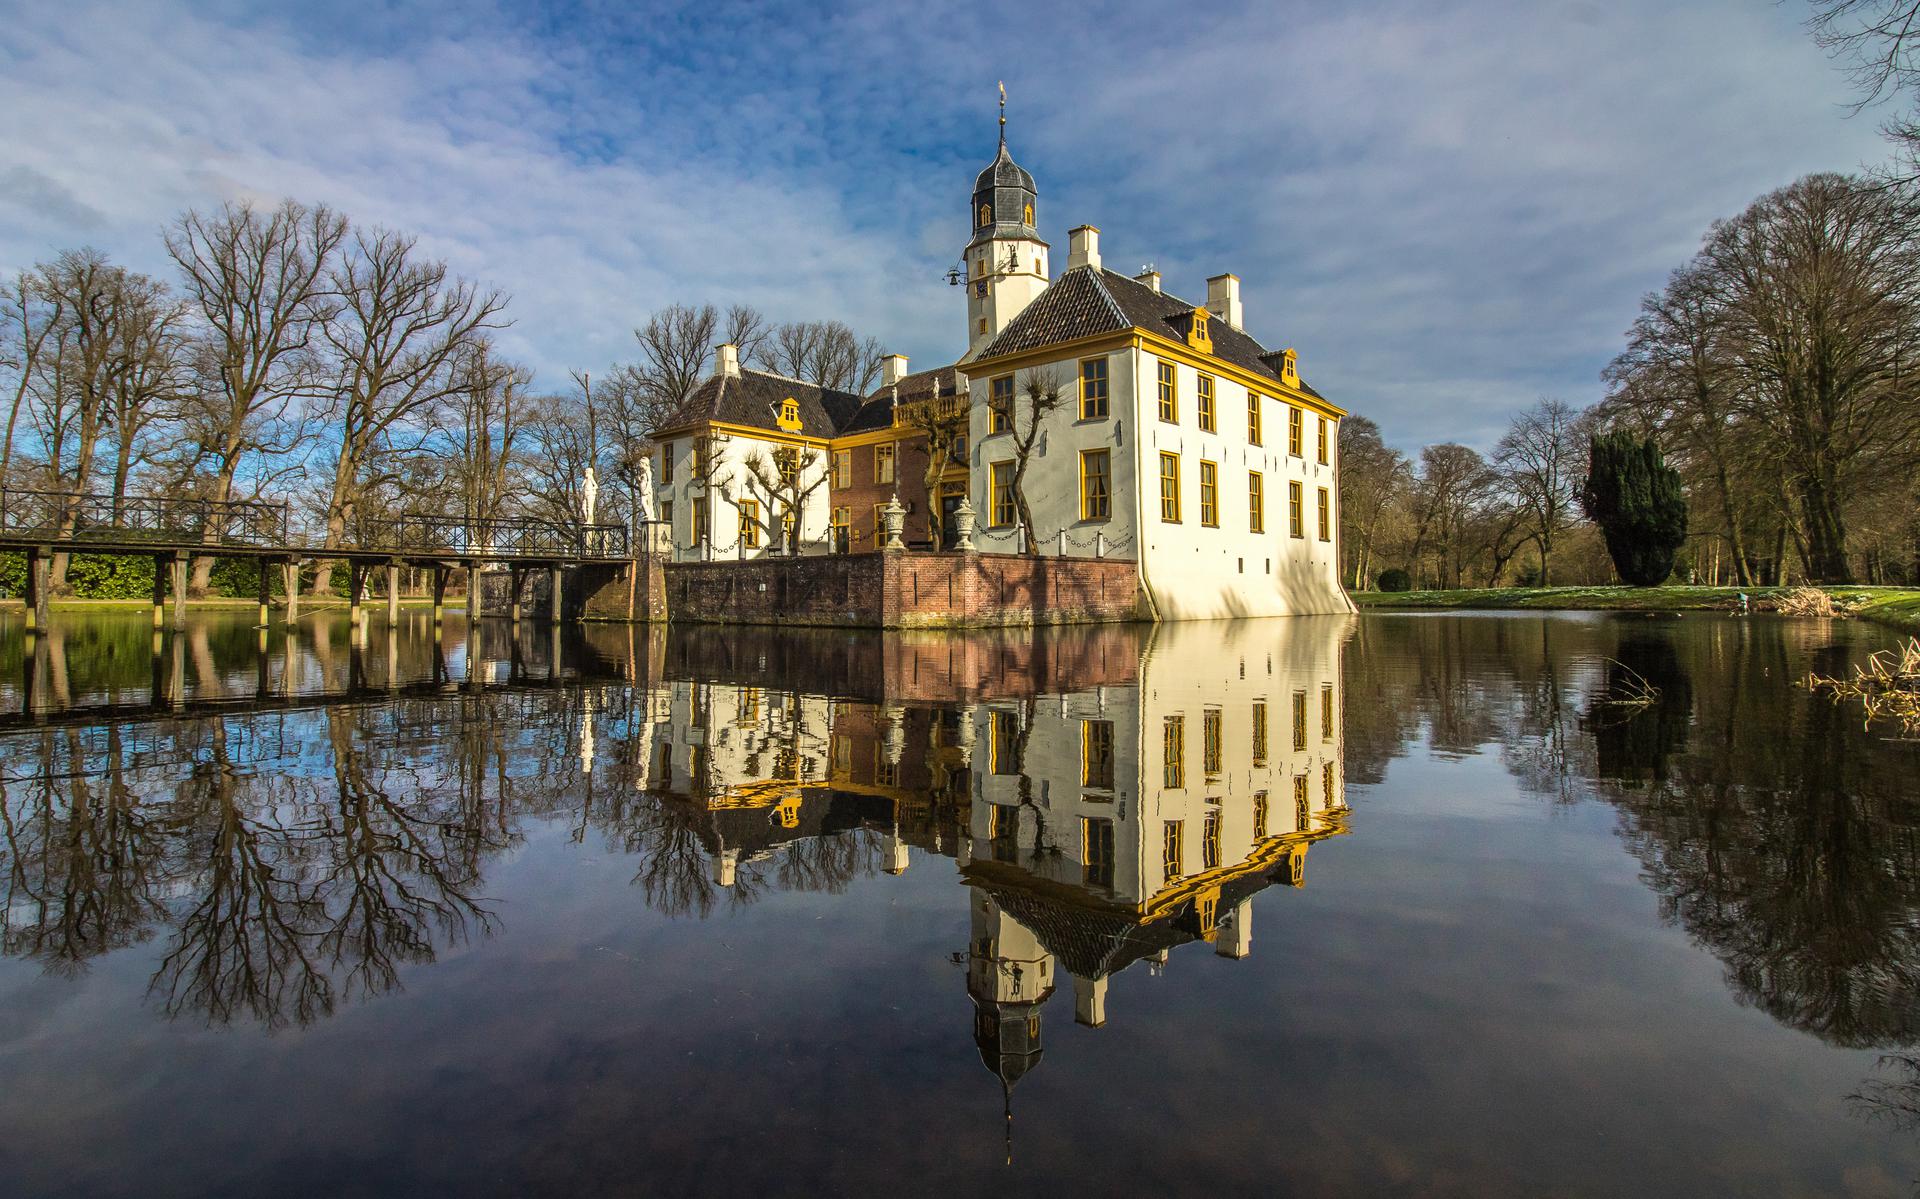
<box><xmin>880</xmin><ymin>494</ymin><xmax>906</xmax><ymax>551</ymax></box>
<box><xmin>952</xmin><ymin>496</ymin><xmax>978</xmax><ymax>551</ymax></box>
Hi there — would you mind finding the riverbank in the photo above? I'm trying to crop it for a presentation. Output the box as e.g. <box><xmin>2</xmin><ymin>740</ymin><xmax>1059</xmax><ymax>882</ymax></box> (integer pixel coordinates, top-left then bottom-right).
<box><xmin>1353</xmin><ymin>585</ymin><xmax>1920</xmax><ymax>634</ymax></box>
<box><xmin>0</xmin><ymin>597</ymin><xmax>444</xmax><ymax>612</ymax></box>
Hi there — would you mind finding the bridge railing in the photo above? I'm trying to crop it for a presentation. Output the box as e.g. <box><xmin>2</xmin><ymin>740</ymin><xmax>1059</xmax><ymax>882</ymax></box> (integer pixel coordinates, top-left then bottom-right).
<box><xmin>0</xmin><ymin>488</ymin><xmax>289</xmax><ymax>547</ymax></box>
<box><xmin>354</xmin><ymin>514</ymin><xmax>630</xmax><ymax>559</ymax></box>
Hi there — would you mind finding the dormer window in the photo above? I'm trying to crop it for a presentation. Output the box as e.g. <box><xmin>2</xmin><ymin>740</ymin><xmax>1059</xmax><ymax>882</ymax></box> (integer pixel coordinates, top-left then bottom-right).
<box><xmin>776</xmin><ymin>397</ymin><xmax>802</xmax><ymax>432</ymax></box>
<box><xmin>1187</xmin><ymin>307</ymin><xmax>1213</xmax><ymax>352</ymax></box>
<box><xmin>1023</xmin><ymin>202</ymin><xmax>1034</xmax><ymax>224</ymax></box>
<box><xmin>978</xmin><ymin>202</ymin><xmax>992</xmax><ymax>226</ymax></box>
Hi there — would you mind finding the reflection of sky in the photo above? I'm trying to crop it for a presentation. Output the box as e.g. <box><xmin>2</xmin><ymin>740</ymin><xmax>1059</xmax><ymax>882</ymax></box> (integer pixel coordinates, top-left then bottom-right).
<box><xmin>0</xmin><ymin>612</ymin><xmax>1916</xmax><ymax>1195</ymax></box>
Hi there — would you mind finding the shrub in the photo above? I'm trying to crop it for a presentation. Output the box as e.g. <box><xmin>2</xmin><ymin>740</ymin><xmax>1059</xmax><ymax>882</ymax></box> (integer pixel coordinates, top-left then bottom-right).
<box><xmin>1376</xmin><ymin>567</ymin><xmax>1413</xmax><ymax>593</ymax></box>
<box><xmin>1580</xmin><ymin>430</ymin><xmax>1689</xmax><ymax>586</ymax></box>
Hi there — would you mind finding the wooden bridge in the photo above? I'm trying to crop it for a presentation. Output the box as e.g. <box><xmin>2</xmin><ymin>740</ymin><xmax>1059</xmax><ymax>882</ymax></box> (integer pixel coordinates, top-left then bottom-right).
<box><xmin>1</xmin><ymin>487</ymin><xmax>642</xmax><ymax>632</ymax></box>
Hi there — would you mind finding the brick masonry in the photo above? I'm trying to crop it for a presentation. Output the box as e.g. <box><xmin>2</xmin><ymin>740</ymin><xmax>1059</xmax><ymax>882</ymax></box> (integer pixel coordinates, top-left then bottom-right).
<box><xmin>662</xmin><ymin>550</ymin><xmax>1143</xmax><ymax>629</ymax></box>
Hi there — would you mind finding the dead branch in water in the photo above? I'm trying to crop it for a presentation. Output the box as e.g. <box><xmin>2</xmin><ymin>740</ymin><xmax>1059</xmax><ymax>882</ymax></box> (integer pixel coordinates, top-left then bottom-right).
<box><xmin>1807</xmin><ymin>638</ymin><xmax>1920</xmax><ymax>734</ymax></box>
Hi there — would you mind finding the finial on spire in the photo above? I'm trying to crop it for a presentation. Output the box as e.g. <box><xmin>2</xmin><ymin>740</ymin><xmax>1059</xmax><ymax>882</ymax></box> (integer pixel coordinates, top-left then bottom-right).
<box><xmin>998</xmin><ymin>81</ymin><xmax>1007</xmax><ymax>145</ymax></box>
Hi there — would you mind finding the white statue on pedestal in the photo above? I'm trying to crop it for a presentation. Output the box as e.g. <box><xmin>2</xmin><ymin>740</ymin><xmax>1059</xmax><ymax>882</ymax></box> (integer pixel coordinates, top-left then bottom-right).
<box><xmin>635</xmin><ymin>456</ymin><xmax>655</xmax><ymax>521</ymax></box>
<box><xmin>582</xmin><ymin>466</ymin><xmax>599</xmax><ymax>526</ymax></box>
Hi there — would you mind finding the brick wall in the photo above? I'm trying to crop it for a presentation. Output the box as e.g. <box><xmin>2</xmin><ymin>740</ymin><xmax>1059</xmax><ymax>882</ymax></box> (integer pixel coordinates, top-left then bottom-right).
<box><xmin>664</xmin><ymin>550</ymin><xmax>1142</xmax><ymax>629</ymax></box>
<box><xmin>570</xmin><ymin>557</ymin><xmax>668</xmax><ymax>623</ymax></box>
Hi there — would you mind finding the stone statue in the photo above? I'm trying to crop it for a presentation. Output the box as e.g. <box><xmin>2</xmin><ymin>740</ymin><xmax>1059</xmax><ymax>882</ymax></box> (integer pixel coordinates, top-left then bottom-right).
<box><xmin>581</xmin><ymin>466</ymin><xmax>599</xmax><ymax>526</ymax></box>
<box><xmin>635</xmin><ymin>456</ymin><xmax>654</xmax><ymax>521</ymax></box>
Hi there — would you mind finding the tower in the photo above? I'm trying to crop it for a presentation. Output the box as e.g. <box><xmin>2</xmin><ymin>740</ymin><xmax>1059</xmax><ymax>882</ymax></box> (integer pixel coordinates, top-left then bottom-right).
<box><xmin>963</xmin><ymin>86</ymin><xmax>1050</xmax><ymax>357</ymax></box>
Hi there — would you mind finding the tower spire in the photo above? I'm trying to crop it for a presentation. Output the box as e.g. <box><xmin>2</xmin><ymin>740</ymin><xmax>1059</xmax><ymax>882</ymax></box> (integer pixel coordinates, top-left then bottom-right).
<box><xmin>998</xmin><ymin>81</ymin><xmax>1006</xmax><ymax>146</ymax></box>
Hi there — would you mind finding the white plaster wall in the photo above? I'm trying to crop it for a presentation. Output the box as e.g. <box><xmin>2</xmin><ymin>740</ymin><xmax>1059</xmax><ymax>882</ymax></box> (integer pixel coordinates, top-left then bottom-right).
<box><xmin>966</xmin><ymin>235</ymin><xmax>1050</xmax><ymax>354</ymax></box>
<box><xmin>654</xmin><ymin>433</ymin><xmax>834</xmax><ymax>563</ymax></box>
<box><xmin>1129</xmin><ymin>348</ymin><xmax>1353</xmax><ymax>619</ymax></box>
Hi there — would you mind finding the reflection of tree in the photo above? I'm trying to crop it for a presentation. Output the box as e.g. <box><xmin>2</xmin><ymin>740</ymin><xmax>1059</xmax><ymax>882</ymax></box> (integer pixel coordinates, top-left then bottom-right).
<box><xmin>1851</xmin><ymin>1054</ymin><xmax>1920</xmax><ymax>1134</ymax></box>
<box><xmin>1586</xmin><ymin>635</ymin><xmax>1693</xmax><ymax>786</ymax></box>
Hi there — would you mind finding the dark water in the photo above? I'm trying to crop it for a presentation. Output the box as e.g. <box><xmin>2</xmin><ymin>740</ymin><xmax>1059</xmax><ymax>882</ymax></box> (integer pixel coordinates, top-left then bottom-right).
<box><xmin>0</xmin><ymin>608</ymin><xmax>1916</xmax><ymax>1197</ymax></box>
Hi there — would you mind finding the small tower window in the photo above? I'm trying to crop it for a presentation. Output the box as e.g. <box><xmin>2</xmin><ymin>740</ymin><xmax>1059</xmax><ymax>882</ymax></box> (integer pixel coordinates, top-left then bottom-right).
<box><xmin>1023</xmin><ymin>202</ymin><xmax>1033</xmax><ymax>224</ymax></box>
<box><xmin>978</xmin><ymin>202</ymin><xmax>992</xmax><ymax>226</ymax></box>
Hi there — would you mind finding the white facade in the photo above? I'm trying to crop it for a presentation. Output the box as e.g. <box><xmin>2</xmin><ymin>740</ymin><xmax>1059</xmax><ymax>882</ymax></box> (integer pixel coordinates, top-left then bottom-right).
<box><xmin>652</xmin><ymin>430</ymin><xmax>834</xmax><ymax>564</ymax></box>
<box><xmin>964</xmin><ymin>342</ymin><xmax>1352</xmax><ymax>619</ymax></box>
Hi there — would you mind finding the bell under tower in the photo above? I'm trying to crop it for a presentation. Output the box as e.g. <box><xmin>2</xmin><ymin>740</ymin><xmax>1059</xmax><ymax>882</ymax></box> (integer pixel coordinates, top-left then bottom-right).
<box><xmin>963</xmin><ymin>87</ymin><xmax>1049</xmax><ymax>358</ymax></box>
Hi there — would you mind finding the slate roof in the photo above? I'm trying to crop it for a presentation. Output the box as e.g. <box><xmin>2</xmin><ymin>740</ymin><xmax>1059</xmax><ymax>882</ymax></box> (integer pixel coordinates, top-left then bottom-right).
<box><xmin>975</xmin><ymin>266</ymin><xmax>1332</xmax><ymax>404</ymax></box>
<box><xmin>653</xmin><ymin>368</ymin><xmax>868</xmax><ymax>440</ymax></box>
<box><xmin>974</xmin><ymin>141</ymin><xmax>1036</xmax><ymax>194</ymax></box>
<box><xmin>835</xmin><ymin>364</ymin><xmax>966</xmax><ymax>434</ymax></box>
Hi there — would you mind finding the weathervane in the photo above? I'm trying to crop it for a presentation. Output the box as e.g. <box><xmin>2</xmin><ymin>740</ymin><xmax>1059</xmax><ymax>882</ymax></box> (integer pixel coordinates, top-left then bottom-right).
<box><xmin>998</xmin><ymin>81</ymin><xmax>1006</xmax><ymax>145</ymax></box>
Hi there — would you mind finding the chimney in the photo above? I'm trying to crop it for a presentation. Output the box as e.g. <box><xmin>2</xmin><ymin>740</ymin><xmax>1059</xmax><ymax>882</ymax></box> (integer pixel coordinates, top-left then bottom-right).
<box><xmin>1134</xmin><ymin>268</ymin><xmax>1161</xmax><ymax>293</ymax></box>
<box><xmin>1206</xmin><ymin>274</ymin><xmax>1242</xmax><ymax>331</ymax></box>
<box><xmin>1073</xmin><ymin>974</ymin><xmax>1108</xmax><ymax>1027</ymax></box>
<box><xmin>1068</xmin><ymin>225</ymin><xmax>1102</xmax><ymax>271</ymax></box>
<box><xmin>882</xmin><ymin>353</ymin><xmax>909</xmax><ymax>388</ymax></box>
<box><xmin>715</xmin><ymin>342</ymin><xmax>740</xmax><ymax>379</ymax></box>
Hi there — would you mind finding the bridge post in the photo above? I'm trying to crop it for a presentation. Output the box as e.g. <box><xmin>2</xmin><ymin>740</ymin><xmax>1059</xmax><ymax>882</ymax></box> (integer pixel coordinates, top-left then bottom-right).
<box><xmin>548</xmin><ymin>564</ymin><xmax>563</xmax><ymax>624</ymax></box>
<box><xmin>386</xmin><ymin>562</ymin><xmax>401</xmax><ymax>625</ymax></box>
<box><xmin>256</xmin><ymin>563</ymin><xmax>272</xmax><ymax>628</ymax></box>
<box><xmin>282</xmin><ymin>559</ymin><xmax>301</xmax><ymax>622</ymax></box>
<box><xmin>464</xmin><ymin>562</ymin><xmax>479</xmax><ymax>622</ymax></box>
<box><xmin>509</xmin><ymin>566</ymin><xmax>524</xmax><ymax>624</ymax></box>
<box><xmin>24</xmin><ymin>547</ymin><xmax>48</xmax><ymax>634</ymax></box>
<box><xmin>21</xmin><ymin>631</ymin><xmax>39</xmax><ymax>717</ymax></box>
<box><xmin>349</xmin><ymin>563</ymin><xmax>367</xmax><ymax>631</ymax></box>
<box><xmin>431</xmin><ymin>565</ymin><xmax>447</xmax><ymax>629</ymax></box>
<box><xmin>151</xmin><ymin>555</ymin><xmax>166</xmax><ymax>629</ymax></box>
<box><xmin>169</xmin><ymin>555</ymin><xmax>189</xmax><ymax>632</ymax></box>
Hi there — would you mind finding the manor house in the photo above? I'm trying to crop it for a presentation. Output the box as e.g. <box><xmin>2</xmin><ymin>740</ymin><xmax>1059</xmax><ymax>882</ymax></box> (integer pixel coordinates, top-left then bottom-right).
<box><xmin>649</xmin><ymin>115</ymin><xmax>1352</xmax><ymax>620</ymax></box>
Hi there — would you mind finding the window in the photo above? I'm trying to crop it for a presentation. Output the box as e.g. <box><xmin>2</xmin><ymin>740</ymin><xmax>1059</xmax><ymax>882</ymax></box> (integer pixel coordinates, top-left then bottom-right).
<box><xmin>991</xmin><ymin>709</ymin><xmax>1020</xmax><ymax>775</ymax></box>
<box><xmin>660</xmin><ymin>442</ymin><xmax>674</xmax><ymax>484</ymax></box>
<box><xmin>1156</xmin><ymin>360</ymin><xmax>1177</xmax><ymax>423</ymax></box>
<box><xmin>738</xmin><ymin>499</ymin><xmax>760</xmax><ymax>548</ymax></box>
<box><xmin>1254</xmin><ymin>791</ymin><xmax>1269</xmax><ymax>839</ymax></box>
<box><xmin>989</xmin><ymin>375</ymin><xmax>1013</xmax><ymax>434</ymax></box>
<box><xmin>1252</xmin><ymin>700</ymin><xmax>1268</xmax><ymax>765</ymax></box>
<box><xmin>1199</xmin><ymin>460</ymin><xmax>1219</xmax><ymax>527</ymax></box>
<box><xmin>1318</xmin><ymin>487</ymin><xmax>1331</xmax><ymax>541</ymax></box>
<box><xmin>1249</xmin><ymin>472</ymin><xmax>1265</xmax><ymax>534</ymax></box>
<box><xmin>875</xmin><ymin>443</ymin><xmax>895</xmax><ymax>485</ymax></box>
<box><xmin>1082</xmin><ymin>818</ymin><xmax>1116</xmax><ymax>889</ymax></box>
<box><xmin>1163</xmin><ymin>821</ymin><xmax>1184</xmax><ymax>883</ymax></box>
<box><xmin>830</xmin><ymin>506</ymin><xmax>850</xmax><ymax>553</ymax></box>
<box><xmin>1159</xmin><ymin>452</ymin><xmax>1181</xmax><ymax>522</ymax></box>
<box><xmin>1295</xmin><ymin>775</ymin><xmax>1310</xmax><ymax>831</ymax></box>
<box><xmin>692</xmin><ymin>497</ymin><xmax>709</xmax><ymax>544</ymax></box>
<box><xmin>1080</xmin><ymin>449</ymin><xmax>1111</xmax><ymax>522</ymax></box>
<box><xmin>1322</xmin><ymin>683</ymin><xmax>1335</xmax><ymax>740</ymax></box>
<box><xmin>1203</xmin><ymin>812</ymin><xmax>1221</xmax><ymax>870</ymax></box>
<box><xmin>1163</xmin><ymin>715</ymin><xmax>1185</xmax><ymax>789</ymax></box>
<box><xmin>1324</xmin><ymin>761</ymin><xmax>1336</xmax><ymax>807</ymax></box>
<box><xmin>978</xmin><ymin>202</ymin><xmax>991</xmax><ymax>226</ymax></box>
<box><xmin>990</xmin><ymin>461</ymin><xmax>1016</xmax><ymax>528</ymax></box>
<box><xmin>1080</xmin><ymin>357</ymin><xmax>1109</xmax><ymax>419</ymax></box>
<box><xmin>1289</xmin><ymin>481</ymin><xmax>1304</xmax><ymax>538</ymax></box>
<box><xmin>1318</xmin><ymin>416</ymin><xmax>1329</xmax><ymax>464</ymax></box>
<box><xmin>1197</xmin><ymin>374</ymin><xmax>1216</xmax><ymax>432</ymax></box>
<box><xmin>660</xmin><ymin>499</ymin><xmax>673</xmax><ymax>529</ymax></box>
<box><xmin>1289</xmin><ymin>405</ymin><xmax>1303</xmax><ymax>456</ymax></box>
<box><xmin>873</xmin><ymin>504</ymin><xmax>887</xmax><ymax>545</ymax></box>
<box><xmin>780</xmin><ymin>398</ymin><xmax>800</xmax><ymax>429</ymax></box>
<box><xmin>1082</xmin><ymin>720</ymin><xmax>1115</xmax><ymax>789</ymax></box>
<box><xmin>1248</xmin><ymin>393</ymin><xmax>1263</xmax><ymax>445</ymax></box>
<box><xmin>833</xmin><ymin>450</ymin><xmax>852</xmax><ymax>489</ymax></box>
<box><xmin>1293</xmin><ymin>690</ymin><xmax>1309</xmax><ymax>751</ymax></box>
<box><xmin>1203</xmin><ymin>708</ymin><xmax>1222</xmax><ymax>776</ymax></box>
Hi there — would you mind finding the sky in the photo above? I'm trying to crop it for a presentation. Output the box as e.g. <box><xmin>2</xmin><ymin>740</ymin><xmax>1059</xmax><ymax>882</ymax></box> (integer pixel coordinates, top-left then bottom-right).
<box><xmin>0</xmin><ymin>0</ymin><xmax>1893</xmax><ymax>452</ymax></box>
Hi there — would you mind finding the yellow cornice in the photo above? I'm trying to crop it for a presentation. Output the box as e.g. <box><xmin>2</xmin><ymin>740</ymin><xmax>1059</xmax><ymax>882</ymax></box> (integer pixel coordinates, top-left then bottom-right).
<box><xmin>961</xmin><ymin>329</ymin><xmax>1347</xmax><ymax>420</ymax></box>
<box><xmin>656</xmin><ymin>418</ymin><xmax>831</xmax><ymax>450</ymax></box>
<box><xmin>1136</xmin><ymin>330</ymin><xmax>1348</xmax><ymax>420</ymax></box>
<box><xmin>830</xmin><ymin>425</ymin><xmax>906</xmax><ymax>450</ymax></box>
<box><xmin>960</xmin><ymin>329</ymin><xmax>1136</xmax><ymax>377</ymax></box>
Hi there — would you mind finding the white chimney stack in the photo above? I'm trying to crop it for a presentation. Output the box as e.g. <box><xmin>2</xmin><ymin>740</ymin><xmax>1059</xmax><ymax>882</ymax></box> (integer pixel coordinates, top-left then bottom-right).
<box><xmin>1206</xmin><ymin>274</ymin><xmax>1243</xmax><ymax>331</ymax></box>
<box><xmin>882</xmin><ymin>353</ymin><xmax>909</xmax><ymax>388</ymax></box>
<box><xmin>1068</xmin><ymin>225</ymin><xmax>1102</xmax><ymax>272</ymax></box>
<box><xmin>1135</xmin><ymin>268</ymin><xmax>1161</xmax><ymax>293</ymax></box>
<box><xmin>716</xmin><ymin>342</ymin><xmax>740</xmax><ymax>379</ymax></box>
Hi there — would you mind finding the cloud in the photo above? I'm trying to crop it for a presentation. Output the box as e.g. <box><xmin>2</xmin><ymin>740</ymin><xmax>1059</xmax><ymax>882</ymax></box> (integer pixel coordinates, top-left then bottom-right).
<box><xmin>0</xmin><ymin>0</ymin><xmax>1891</xmax><ymax>451</ymax></box>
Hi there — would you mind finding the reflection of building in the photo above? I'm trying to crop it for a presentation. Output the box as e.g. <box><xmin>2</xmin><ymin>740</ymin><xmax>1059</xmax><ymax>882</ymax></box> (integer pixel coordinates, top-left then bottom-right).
<box><xmin>638</xmin><ymin>617</ymin><xmax>1351</xmax><ymax>1103</ymax></box>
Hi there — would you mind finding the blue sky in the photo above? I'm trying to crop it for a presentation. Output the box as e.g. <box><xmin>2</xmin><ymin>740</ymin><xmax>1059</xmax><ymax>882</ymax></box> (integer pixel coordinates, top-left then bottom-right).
<box><xmin>0</xmin><ymin>0</ymin><xmax>1891</xmax><ymax>450</ymax></box>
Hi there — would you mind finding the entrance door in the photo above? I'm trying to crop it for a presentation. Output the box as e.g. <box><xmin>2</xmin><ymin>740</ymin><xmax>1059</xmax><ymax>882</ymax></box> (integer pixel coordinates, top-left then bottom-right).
<box><xmin>940</xmin><ymin>493</ymin><xmax>964</xmax><ymax>550</ymax></box>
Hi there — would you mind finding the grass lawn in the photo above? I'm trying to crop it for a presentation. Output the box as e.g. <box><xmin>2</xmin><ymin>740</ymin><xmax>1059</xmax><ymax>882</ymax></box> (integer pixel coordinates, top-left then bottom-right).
<box><xmin>1353</xmin><ymin>584</ymin><xmax>1920</xmax><ymax>635</ymax></box>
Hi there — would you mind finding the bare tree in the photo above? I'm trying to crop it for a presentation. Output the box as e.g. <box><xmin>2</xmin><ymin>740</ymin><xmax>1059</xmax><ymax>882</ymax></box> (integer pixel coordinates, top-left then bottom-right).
<box><xmin>898</xmin><ymin>390</ymin><xmax>968</xmax><ymax>546</ymax></box>
<box><xmin>741</xmin><ymin>445</ymin><xmax>825</xmax><ymax>554</ymax></box>
<box><xmin>1336</xmin><ymin>415</ymin><xmax>1410</xmax><ymax>589</ymax></box>
<box><xmin>1408</xmin><ymin>443</ymin><xmax>1493</xmax><ymax>588</ymax></box>
<box><xmin>319</xmin><ymin>229</ymin><xmax>508</xmax><ymax>549</ymax></box>
<box><xmin>1005</xmin><ymin>369</ymin><xmax>1066</xmax><ymax>553</ymax></box>
<box><xmin>756</xmin><ymin>320</ymin><xmax>883</xmax><ymax>392</ymax></box>
<box><xmin>0</xmin><ymin>270</ymin><xmax>63</xmax><ymax>488</ymax></box>
<box><xmin>443</xmin><ymin>342</ymin><xmax>531</xmax><ymax>531</ymax></box>
<box><xmin>1493</xmin><ymin>398</ymin><xmax>1586</xmax><ymax>585</ymax></box>
<box><xmin>166</xmin><ymin>200</ymin><xmax>346</xmax><ymax>590</ymax></box>
<box><xmin>1810</xmin><ymin>0</ymin><xmax>1920</xmax><ymax>183</ymax></box>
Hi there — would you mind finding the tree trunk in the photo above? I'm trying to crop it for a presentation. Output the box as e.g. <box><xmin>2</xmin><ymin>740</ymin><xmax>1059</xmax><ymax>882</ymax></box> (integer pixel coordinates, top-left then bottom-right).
<box><xmin>1796</xmin><ymin>474</ymin><xmax>1853</xmax><ymax>583</ymax></box>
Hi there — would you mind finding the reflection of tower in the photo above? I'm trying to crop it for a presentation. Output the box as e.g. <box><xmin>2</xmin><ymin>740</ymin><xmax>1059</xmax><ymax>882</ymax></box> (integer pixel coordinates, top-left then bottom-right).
<box><xmin>965</xmin><ymin>888</ymin><xmax>1054</xmax><ymax>1163</ymax></box>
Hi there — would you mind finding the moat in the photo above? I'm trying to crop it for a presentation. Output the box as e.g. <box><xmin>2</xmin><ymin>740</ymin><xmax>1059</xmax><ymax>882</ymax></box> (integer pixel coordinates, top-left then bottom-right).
<box><xmin>0</xmin><ymin>609</ymin><xmax>1916</xmax><ymax>1196</ymax></box>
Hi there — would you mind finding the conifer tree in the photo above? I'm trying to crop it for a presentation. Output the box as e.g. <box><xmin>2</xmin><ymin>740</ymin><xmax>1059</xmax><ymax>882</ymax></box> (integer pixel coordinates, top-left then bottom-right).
<box><xmin>1581</xmin><ymin>431</ymin><xmax>1689</xmax><ymax>586</ymax></box>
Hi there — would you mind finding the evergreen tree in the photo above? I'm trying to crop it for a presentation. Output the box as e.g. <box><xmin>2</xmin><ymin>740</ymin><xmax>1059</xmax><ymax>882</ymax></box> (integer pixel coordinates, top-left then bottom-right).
<box><xmin>1581</xmin><ymin>431</ymin><xmax>1689</xmax><ymax>586</ymax></box>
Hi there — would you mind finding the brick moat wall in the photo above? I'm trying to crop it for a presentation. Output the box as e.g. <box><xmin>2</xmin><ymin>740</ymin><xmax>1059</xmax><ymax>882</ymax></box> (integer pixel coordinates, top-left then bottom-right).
<box><xmin>662</xmin><ymin>551</ymin><xmax>1142</xmax><ymax>629</ymax></box>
